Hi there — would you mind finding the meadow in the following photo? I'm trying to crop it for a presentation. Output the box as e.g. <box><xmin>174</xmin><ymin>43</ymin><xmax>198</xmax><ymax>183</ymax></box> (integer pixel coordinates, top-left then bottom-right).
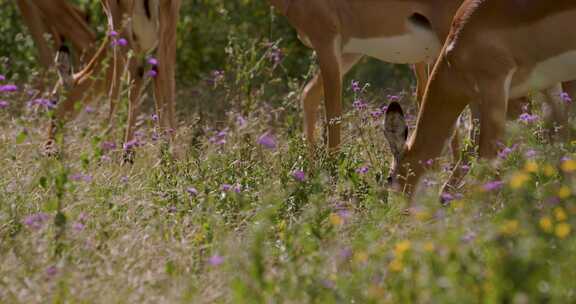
<box><xmin>1</xmin><ymin>1</ymin><xmax>576</xmax><ymax>303</ymax></box>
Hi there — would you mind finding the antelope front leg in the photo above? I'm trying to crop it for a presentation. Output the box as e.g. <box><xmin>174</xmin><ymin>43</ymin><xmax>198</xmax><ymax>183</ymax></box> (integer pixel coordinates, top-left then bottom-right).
<box><xmin>316</xmin><ymin>43</ymin><xmax>343</xmax><ymax>152</ymax></box>
<box><xmin>478</xmin><ymin>80</ymin><xmax>510</xmax><ymax>159</ymax></box>
<box><xmin>542</xmin><ymin>84</ymin><xmax>569</xmax><ymax>142</ymax></box>
<box><xmin>122</xmin><ymin>60</ymin><xmax>145</xmax><ymax>165</ymax></box>
<box><xmin>153</xmin><ymin>0</ymin><xmax>181</xmax><ymax>147</ymax></box>
<box><xmin>302</xmin><ymin>54</ymin><xmax>361</xmax><ymax>150</ymax></box>
<box><xmin>413</xmin><ymin>62</ymin><xmax>429</xmax><ymax>105</ymax></box>
<box><xmin>302</xmin><ymin>72</ymin><xmax>324</xmax><ymax>148</ymax></box>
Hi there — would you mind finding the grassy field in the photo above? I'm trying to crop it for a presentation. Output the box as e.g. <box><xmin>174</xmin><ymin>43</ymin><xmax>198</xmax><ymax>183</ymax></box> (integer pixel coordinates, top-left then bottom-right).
<box><xmin>2</xmin><ymin>54</ymin><xmax>576</xmax><ymax>303</ymax></box>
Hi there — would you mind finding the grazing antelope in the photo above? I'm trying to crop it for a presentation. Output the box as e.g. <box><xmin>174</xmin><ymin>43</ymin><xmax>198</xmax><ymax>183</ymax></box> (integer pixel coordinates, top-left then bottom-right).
<box><xmin>44</xmin><ymin>0</ymin><xmax>181</xmax><ymax>163</ymax></box>
<box><xmin>269</xmin><ymin>1</ymin><xmax>574</xmax><ymax>151</ymax></box>
<box><xmin>16</xmin><ymin>0</ymin><xmax>96</xmax><ymax>78</ymax></box>
<box><xmin>384</xmin><ymin>0</ymin><xmax>576</xmax><ymax>200</ymax></box>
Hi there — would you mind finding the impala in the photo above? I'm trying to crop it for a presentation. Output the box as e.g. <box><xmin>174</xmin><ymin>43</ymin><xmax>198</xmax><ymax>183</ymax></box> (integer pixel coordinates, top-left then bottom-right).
<box><xmin>16</xmin><ymin>0</ymin><xmax>96</xmax><ymax>79</ymax></box>
<box><xmin>384</xmin><ymin>0</ymin><xmax>576</xmax><ymax>200</ymax></box>
<box><xmin>270</xmin><ymin>1</ymin><xmax>574</xmax><ymax>149</ymax></box>
<box><xmin>44</xmin><ymin>0</ymin><xmax>181</xmax><ymax>163</ymax></box>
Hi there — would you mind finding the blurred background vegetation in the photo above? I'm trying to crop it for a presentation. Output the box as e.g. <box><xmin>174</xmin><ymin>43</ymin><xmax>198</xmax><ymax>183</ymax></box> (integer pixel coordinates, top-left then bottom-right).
<box><xmin>0</xmin><ymin>0</ymin><xmax>414</xmax><ymax>92</ymax></box>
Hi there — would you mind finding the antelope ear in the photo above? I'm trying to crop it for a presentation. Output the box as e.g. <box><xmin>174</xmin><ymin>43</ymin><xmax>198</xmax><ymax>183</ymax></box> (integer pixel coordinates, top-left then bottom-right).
<box><xmin>384</xmin><ymin>102</ymin><xmax>408</xmax><ymax>158</ymax></box>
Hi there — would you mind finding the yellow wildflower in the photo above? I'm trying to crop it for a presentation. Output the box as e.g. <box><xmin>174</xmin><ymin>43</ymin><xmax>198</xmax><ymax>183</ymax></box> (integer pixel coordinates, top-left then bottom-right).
<box><xmin>354</xmin><ymin>251</ymin><xmax>369</xmax><ymax>264</ymax></box>
<box><xmin>561</xmin><ymin>159</ymin><xmax>576</xmax><ymax>173</ymax></box>
<box><xmin>555</xmin><ymin>223</ymin><xmax>571</xmax><ymax>239</ymax></box>
<box><xmin>524</xmin><ymin>161</ymin><xmax>539</xmax><ymax>173</ymax></box>
<box><xmin>539</xmin><ymin>217</ymin><xmax>553</xmax><ymax>233</ymax></box>
<box><xmin>367</xmin><ymin>285</ymin><xmax>386</xmax><ymax>298</ymax></box>
<box><xmin>554</xmin><ymin>207</ymin><xmax>568</xmax><ymax>221</ymax></box>
<box><xmin>423</xmin><ymin>242</ymin><xmax>435</xmax><ymax>252</ymax></box>
<box><xmin>510</xmin><ymin>172</ymin><xmax>530</xmax><ymax>189</ymax></box>
<box><xmin>394</xmin><ymin>240</ymin><xmax>411</xmax><ymax>257</ymax></box>
<box><xmin>389</xmin><ymin>258</ymin><xmax>404</xmax><ymax>272</ymax></box>
<box><xmin>558</xmin><ymin>186</ymin><xmax>572</xmax><ymax>199</ymax></box>
<box><xmin>329</xmin><ymin>213</ymin><xmax>343</xmax><ymax>226</ymax></box>
<box><xmin>543</xmin><ymin>165</ymin><xmax>557</xmax><ymax>177</ymax></box>
<box><xmin>415</xmin><ymin>210</ymin><xmax>431</xmax><ymax>221</ymax></box>
<box><xmin>193</xmin><ymin>232</ymin><xmax>205</xmax><ymax>244</ymax></box>
<box><xmin>500</xmin><ymin>220</ymin><xmax>519</xmax><ymax>236</ymax></box>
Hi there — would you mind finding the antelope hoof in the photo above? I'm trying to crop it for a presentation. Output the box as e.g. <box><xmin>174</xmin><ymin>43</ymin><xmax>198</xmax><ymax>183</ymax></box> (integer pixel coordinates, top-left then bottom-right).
<box><xmin>122</xmin><ymin>149</ymin><xmax>135</xmax><ymax>165</ymax></box>
<box><xmin>43</xmin><ymin>140</ymin><xmax>60</xmax><ymax>158</ymax></box>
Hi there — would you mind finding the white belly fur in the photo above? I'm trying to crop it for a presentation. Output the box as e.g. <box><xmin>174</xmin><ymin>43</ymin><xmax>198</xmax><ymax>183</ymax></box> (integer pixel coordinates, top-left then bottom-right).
<box><xmin>343</xmin><ymin>21</ymin><xmax>441</xmax><ymax>64</ymax></box>
<box><xmin>511</xmin><ymin>51</ymin><xmax>576</xmax><ymax>98</ymax></box>
<box><xmin>131</xmin><ymin>0</ymin><xmax>159</xmax><ymax>53</ymax></box>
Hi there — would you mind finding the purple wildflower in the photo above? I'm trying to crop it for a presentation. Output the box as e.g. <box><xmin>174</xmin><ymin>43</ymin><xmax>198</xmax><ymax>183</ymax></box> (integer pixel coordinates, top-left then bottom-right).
<box><xmin>109</xmin><ymin>30</ymin><xmax>119</xmax><ymax>37</ymax></box>
<box><xmin>45</xmin><ymin>266</ymin><xmax>58</xmax><ymax>278</ymax></box>
<box><xmin>117</xmin><ymin>38</ymin><xmax>128</xmax><ymax>46</ymax></box>
<box><xmin>267</xmin><ymin>45</ymin><xmax>283</xmax><ymax>67</ymax></box>
<box><xmin>123</xmin><ymin>139</ymin><xmax>142</xmax><ymax>150</ymax></box>
<box><xmin>28</xmin><ymin>98</ymin><xmax>56</xmax><ymax>109</ymax></box>
<box><xmin>498</xmin><ymin>144</ymin><xmax>518</xmax><ymax>160</ymax></box>
<box><xmin>339</xmin><ymin>248</ymin><xmax>353</xmax><ymax>260</ymax></box>
<box><xmin>483</xmin><ymin>180</ymin><xmax>504</xmax><ymax>192</ymax></box>
<box><xmin>100</xmin><ymin>141</ymin><xmax>117</xmax><ymax>151</ymax></box>
<box><xmin>85</xmin><ymin>106</ymin><xmax>95</xmax><ymax>114</ymax></box>
<box><xmin>257</xmin><ymin>132</ymin><xmax>277</xmax><ymax>150</ymax></box>
<box><xmin>151</xmin><ymin>131</ymin><xmax>160</xmax><ymax>141</ymax></box>
<box><xmin>221</xmin><ymin>184</ymin><xmax>233</xmax><ymax>192</ymax></box>
<box><xmin>561</xmin><ymin>92</ymin><xmax>572</xmax><ymax>103</ymax></box>
<box><xmin>525</xmin><ymin>149</ymin><xmax>537</xmax><ymax>158</ymax></box>
<box><xmin>387</xmin><ymin>94</ymin><xmax>400</xmax><ymax>102</ymax></box>
<box><xmin>209</xmin><ymin>129</ymin><xmax>227</xmax><ymax>145</ymax></box>
<box><xmin>370</xmin><ymin>109</ymin><xmax>383</xmax><ymax>119</ymax></box>
<box><xmin>233</xmin><ymin>184</ymin><xmax>242</xmax><ymax>193</ymax></box>
<box><xmin>461</xmin><ymin>231</ymin><xmax>477</xmax><ymax>243</ymax></box>
<box><xmin>0</xmin><ymin>84</ymin><xmax>18</xmax><ymax>92</ymax></box>
<box><xmin>352</xmin><ymin>99</ymin><xmax>367</xmax><ymax>111</ymax></box>
<box><xmin>0</xmin><ymin>75</ymin><xmax>5</xmax><ymax>81</ymax></box>
<box><xmin>351</xmin><ymin>80</ymin><xmax>361</xmax><ymax>93</ymax></box>
<box><xmin>0</xmin><ymin>100</ymin><xmax>8</xmax><ymax>109</ymax></box>
<box><xmin>208</xmin><ymin>254</ymin><xmax>224</xmax><ymax>266</ymax></box>
<box><xmin>148</xmin><ymin>57</ymin><xmax>158</xmax><ymax>66</ymax></box>
<box><xmin>292</xmin><ymin>170</ymin><xmax>306</xmax><ymax>182</ymax></box>
<box><xmin>78</xmin><ymin>213</ymin><xmax>88</xmax><ymax>222</ymax></box>
<box><xmin>546</xmin><ymin>196</ymin><xmax>561</xmax><ymax>206</ymax></box>
<box><xmin>423</xmin><ymin>178</ymin><xmax>436</xmax><ymax>188</ymax></box>
<box><xmin>151</xmin><ymin>114</ymin><xmax>159</xmax><ymax>122</ymax></box>
<box><xmin>236</xmin><ymin>115</ymin><xmax>247</xmax><ymax>128</ymax></box>
<box><xmin>147</xmin><ymin>69</ymin><xmax>158</xmax><ymax>78</ymax></box>
<box><xmin>187</xmin><ymin>187</ymin><xmax>198</xmax><ymax>196</ymax></box>
<box><xmin>120</xmin><ymin>176</ymin><xmax>129</xmax><ymax>183</ymax></box>
<box><xmin>72</xmin><ymin>222</ymin><xmax>85</xmax><ymax>232</ymax></box>
<box><xmin>519</xmin><ymin>113</ymin><xmax>538</xmax><ymax>123</ymax></box>
<box><xmin>356</xmin><ymin>166</ymin><xmax>369</xmax><ymax>174</ymax></box>
<box><xmin>23</xmin><ymin>213</ymin><xmax>50</xmax><ymax>230</ymax></box>
<box><xmin>441</xmin><ymin>192</ymin><xmax>463</xmax><ymax>204</ymax></box>
<box><xmin>70</xmin><ymin>173</ymin><xmax>92</xmax><ymax>183</ymax></box>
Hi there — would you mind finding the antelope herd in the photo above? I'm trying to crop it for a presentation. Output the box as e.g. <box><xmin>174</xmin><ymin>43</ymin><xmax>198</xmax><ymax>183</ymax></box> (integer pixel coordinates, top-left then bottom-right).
<box><xmin>14</xmin><ymin>0</ymin><xmax>576</xmax><ymax>201</ymax></box>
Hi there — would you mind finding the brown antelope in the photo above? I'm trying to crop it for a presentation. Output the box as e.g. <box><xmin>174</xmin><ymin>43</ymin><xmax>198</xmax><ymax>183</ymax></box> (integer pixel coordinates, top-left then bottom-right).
<box><xmin>16</xmin><ymin>0</ymin><xmax>96</xmax><ymax>78</ymax></box>
<box><xmin>269</xmin><ymin>1</ymin><xmax>574</xmax><ymax>151</ymax></box>
<box><xmin>384</xmin><ymin>0</ymin><xmax>576</xmax><ymax>200</ymax></box>
<box><xmin>44</xmin><ymin>0</ymin><xmax>181</xmax><ymax>163</ymax></box>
